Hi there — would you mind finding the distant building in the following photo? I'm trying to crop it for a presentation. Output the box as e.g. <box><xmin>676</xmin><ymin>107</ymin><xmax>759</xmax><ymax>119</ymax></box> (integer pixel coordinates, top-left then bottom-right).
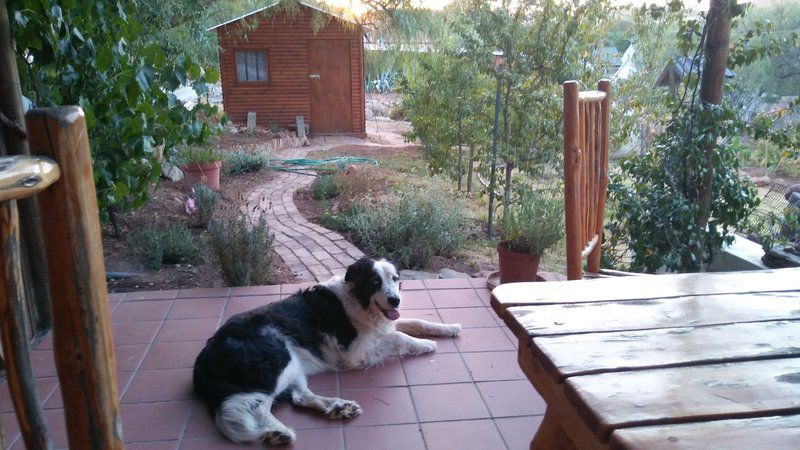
<box><xmin>209</xmin><ymin>1</ymin><xmax>366</xmax><ymax>135</ymax></box>
<box><xmin>656</xmin><ymin>56</ymin><xmax>735</xmax><ymax>95</ymax></box>
<box><xmin>613</xmin><ymin>44</ymin><xmax>637</xmax><ymax>81</ymax></box>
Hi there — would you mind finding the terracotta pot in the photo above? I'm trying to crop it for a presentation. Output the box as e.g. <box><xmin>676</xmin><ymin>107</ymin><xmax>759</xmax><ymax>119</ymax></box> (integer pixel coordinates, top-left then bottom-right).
<box><xmin>182</xmin><ymin>161</ymin><xmax>222</xmax><ymax>191</ymax></box>
<box><xmin>497</xmin><ymin>241</ymin><xmax>541</xmax><ymax>283</ymax></box>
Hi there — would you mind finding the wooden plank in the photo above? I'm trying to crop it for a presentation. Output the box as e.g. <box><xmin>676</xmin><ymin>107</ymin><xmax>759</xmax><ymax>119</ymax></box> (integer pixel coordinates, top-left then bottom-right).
<box><xmin>609</xmin><ymin>414</ymin><xmax>800</xmax><ymax>450</ymax></box>
<box><xmin>490</xmin><ymin>267</ymin><xmax>800</xmax><ymax>314</ymax></box>
<box><xmin>0</xmin><ymin>156</ymin><xmax>60</xmax><ymax>201</ymax></box>
<box><xmin>507</xmin><ymin>291</ymin><xmax>800</xmax><ymax>337</ymax></box>
<box><xmin>534</xmin><ymin>320</ymin><xmax>800</xmax><ymax>380</ymax></box>
<box><xmin>26</xmin><ymin>107</ymin><xmax>123</xmax><ymax>450</ymax></box>
<box><xmin>565</xmin><ymin>357</ymin><xmax>800</xmax><ymax>441</ymax></box>
<box><xmin>587</xmin><ymin>79</ymin><xmax>610</xmax><ymax>272</ymax></box>
<box><xmin>562</xmin><ymin>81</ymin><xmax>582</xmax><ymax>281</ymax></box>
<box><xmin>0</xmin><ymin>200</ymin><xmax>53</xmax><ymax>449</ymax></box>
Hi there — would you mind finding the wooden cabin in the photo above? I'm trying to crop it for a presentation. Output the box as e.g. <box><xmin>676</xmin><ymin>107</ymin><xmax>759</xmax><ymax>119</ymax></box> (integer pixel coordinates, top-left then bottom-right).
<box><xmin>210</xmin><ymin>2</ymin><xmax>366</xmax><ymax>135</ymax></box>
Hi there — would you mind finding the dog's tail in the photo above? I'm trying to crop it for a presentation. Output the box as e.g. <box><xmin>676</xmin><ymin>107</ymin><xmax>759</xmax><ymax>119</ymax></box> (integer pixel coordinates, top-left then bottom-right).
<box><xmin>215</xmin><ymin>392</ymin><xmax>274</xmax><ymax>443</ymax></box>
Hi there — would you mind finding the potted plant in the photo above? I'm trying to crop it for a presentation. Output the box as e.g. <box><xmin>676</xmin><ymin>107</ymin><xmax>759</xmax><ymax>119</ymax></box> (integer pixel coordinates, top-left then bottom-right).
<box><xmin>496</xmin><ymin>189</ymin><xmax>564</xmax><ymax>283</ymax></box>
<box><xmin>177</xmin><ymin>146</ymin><xmax>223</xmax><ymax>191</ymax></box>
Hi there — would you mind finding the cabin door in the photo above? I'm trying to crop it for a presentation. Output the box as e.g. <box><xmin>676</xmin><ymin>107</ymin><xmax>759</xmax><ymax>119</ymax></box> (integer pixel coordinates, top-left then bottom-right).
<box><xmin>308</xmin><ymin>39</ymin><xmax>353</xmax><ymax>133</ymax></box>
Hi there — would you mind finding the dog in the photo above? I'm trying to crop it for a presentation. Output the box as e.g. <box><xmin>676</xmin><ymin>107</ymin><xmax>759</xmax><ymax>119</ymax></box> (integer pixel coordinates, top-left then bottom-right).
<box><xmin>192</xmin><ymin>258</ymin><xmax>462</xmax><ymax>446</ymax></box>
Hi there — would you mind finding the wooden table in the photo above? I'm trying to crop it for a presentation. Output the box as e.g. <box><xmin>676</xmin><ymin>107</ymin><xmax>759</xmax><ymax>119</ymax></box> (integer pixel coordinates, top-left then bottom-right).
<box><xmin>490</xmin><ymin>268</ymin><xmax>800</xmax><ymax>449</ymax></box>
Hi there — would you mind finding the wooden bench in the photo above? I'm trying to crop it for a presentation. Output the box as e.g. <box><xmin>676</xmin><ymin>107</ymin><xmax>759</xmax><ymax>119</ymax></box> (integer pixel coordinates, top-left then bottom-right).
<box><xmin>491</xmin><ymin>268</ymin><xmax>800</xmax><ymax>449</ymax></box>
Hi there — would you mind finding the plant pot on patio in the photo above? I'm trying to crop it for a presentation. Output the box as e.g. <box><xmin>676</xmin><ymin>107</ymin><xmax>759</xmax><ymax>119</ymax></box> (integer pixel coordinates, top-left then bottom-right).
<box><xmin>495</xmin><ymin>188</ymin><xmax>564</xmax><ymax>285</ymax></box>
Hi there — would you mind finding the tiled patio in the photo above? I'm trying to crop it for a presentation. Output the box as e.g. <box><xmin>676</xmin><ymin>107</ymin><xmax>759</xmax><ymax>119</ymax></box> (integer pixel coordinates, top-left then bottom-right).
<box><xmin>1</xmin><ymin>278</ymin><xmax>545</xmax><ymax>450</ymax></box>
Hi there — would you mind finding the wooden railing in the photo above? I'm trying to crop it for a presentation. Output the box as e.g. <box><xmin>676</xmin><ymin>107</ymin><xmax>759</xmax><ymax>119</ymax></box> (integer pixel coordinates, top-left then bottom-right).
<box><xmin>563</xmin><ymin>80</ymin><xmax>611</xmax><ymax>280</ymax></box>
<box><xmin>0</xmin><ymin>107</ymin><xmax>123</xmax><ymax>449</ymax></box>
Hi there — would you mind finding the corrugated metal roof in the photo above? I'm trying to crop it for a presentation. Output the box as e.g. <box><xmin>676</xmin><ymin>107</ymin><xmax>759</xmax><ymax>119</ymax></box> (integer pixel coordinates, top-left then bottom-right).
<box><xmin>207</xmin><ymin>1</ymin><xmax>357</xmax><ymax>31</ymax></box>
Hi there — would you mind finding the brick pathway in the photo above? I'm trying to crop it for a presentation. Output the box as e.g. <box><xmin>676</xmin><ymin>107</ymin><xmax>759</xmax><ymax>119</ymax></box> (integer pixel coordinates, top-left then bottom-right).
<box><xmin>239</xmin><ymin>136</ymin><xmax>370</xmax><ymax>282</ymax></box>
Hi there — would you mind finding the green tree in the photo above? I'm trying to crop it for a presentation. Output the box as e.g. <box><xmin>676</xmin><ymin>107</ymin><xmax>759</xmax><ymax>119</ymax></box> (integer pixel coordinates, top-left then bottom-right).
<box><xmin>9</xmin><ymin>0</ymin><xmax>221</xmax><ymax>223</ymax></box>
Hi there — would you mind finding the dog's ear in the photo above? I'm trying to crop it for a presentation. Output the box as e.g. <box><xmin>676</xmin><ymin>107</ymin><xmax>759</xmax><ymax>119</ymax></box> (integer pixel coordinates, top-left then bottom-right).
<box><xmin>345</xmin><ymin>258</ymin><xmax>376</xmax><ymax>309</ymax></box>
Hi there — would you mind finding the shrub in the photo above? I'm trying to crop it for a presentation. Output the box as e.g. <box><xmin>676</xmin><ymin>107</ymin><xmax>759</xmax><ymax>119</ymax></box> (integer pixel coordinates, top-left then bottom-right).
<box><xmin>499</xmin><ymin>189</ymin><xmax>564</xmax><ymax>256</ymax></box>
<box><xmin>190</xmin><ymin>183</ymin><xmax>219</xmax><ymax>228</ymax></box>
<box><xmin>345</xmin><ymin>189</ymin><xmax>474</xmax><ymax>269</ymax></box>
<box><xmin>128</xmin><ymin>222</ymin><xmax>200</xmax><ymax>269</ymax></box>
<box><xmin>223</xmin><ymin>151</ymin><xmax>270</xmax><ymax>175</ymax></box>
<box><xmin>209</xmin><ymin>214</ymin><xmax>274</xmax><ymax>286</ymax></box>
<box><xmin>311</xmin><ymin>174</ymin><xmax>340</xmax><ymax>200</ymax></box>
<box><xmin>176</xmin><ymin>146</ymin><xmax>223</xmax><ymax>165</ymax></box>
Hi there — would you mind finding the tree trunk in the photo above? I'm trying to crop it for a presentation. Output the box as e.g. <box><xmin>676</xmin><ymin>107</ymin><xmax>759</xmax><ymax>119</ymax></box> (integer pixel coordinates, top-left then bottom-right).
<box><xmin>694</xmin><ymin>0</ymin><xmax>732</xmax><ymax>270</ymax></box>
<box><xmin>467</xmin><ymin>144</ymin><xmax>475</xmax><ymax>193</ymax></box>
<box><xmin>457</xmin><ymin>116</ymin><xmax>463</xmax><ymax>191</ymax></box>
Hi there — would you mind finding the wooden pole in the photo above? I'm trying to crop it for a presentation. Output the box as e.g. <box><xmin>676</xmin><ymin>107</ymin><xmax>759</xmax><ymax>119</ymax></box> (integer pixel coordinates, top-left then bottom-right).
<box><xmin>0</xmin><ymin>0</ymin><xmax>53</xmax><ymax>333</ymax></box>
<box><xmin>694</xmin><ymin>0</ymin><xmax>732</xmax><ymax>269</ymax></box>
<box><xmin>563</xmin><ymin>81</ymin><xmax>582</xmax><ymax>280</ymax></box>
<box><xmin>26</xmin><ymin>107</ymin><xmax>124</xmax><ymax>450</ymax></box>
<box><xmin>587</xmin><ymin>80</ymin><xmax>611</xmax><ymax>273</ymax></box>
<box><xmin>0</xmin><ymin>200</ymin><xmax>53</xmax><ymax>449</ymax></box>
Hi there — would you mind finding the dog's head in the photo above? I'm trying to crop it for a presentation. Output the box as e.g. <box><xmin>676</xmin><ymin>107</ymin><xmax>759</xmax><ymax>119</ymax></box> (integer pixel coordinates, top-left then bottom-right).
<box><xmin>345</xmin><ymin>258</ymin><xmax>402</xmax><ymax>321</ymax></box>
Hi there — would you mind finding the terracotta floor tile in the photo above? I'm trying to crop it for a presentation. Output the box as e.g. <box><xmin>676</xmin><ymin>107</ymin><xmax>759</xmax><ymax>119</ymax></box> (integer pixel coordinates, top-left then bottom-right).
<box><xmin>0</xmin><ymin>377</ymin><xmax>57</xmax><ymax>413</ymax></box>
<box><xmin>35</xmin><ymin>333</ymin><xmax>52</xmax><ymax>350</ymax></box>
<box><xmin>178</xmin><ymin>437</ymin><xmax>261</xmax><ymax>449</ymax></box>
<box><xmin>477</xmin><ymin>380</ymin><xmax>547</xmax><ymax>417</ymax></box>
<box><xmin>421</xmin><ymin>419</ymin><xmax>506</xmax><ymax>450</ymax></box>
<box><xmin>423</xmin><ymin>278</ymin><xmax>473</xmax><ymax>289</ymax></box>
<box><xmin>112</xmin><ymin>321</ymin><xmax>162</xmax><ymax>345</ymax></box>
<box><xmin>437</xmin><ymin>307</ymin><xmax>499</xmax><ymax>328</ymax></box>
<box><xmin>167</xmin><ymin>298</ymin><xmax>226</xmax><ymax>320</ymax></box>
<box><xmin>156</xmin><ymin>318</ymin><xmax>219</xmax><ymax>342</ymax></box>
<box><xmin>229</xmin><ymin>285</ymin><xmax>281</xmax><ymax>296</ymax></box>
<box><xmin>469</xmin><ymin>278</ymin><xmax>490</xmax><ymax>288</ymax></box>
<box><xmin>42</xmin><ymin>408</ymin><xmax>68</xmax><ymax>448</ymax></box>
<box><xmin>494</xmin><ymin>415</ymin><xmax>544</xmax><ymax>450</ymax></box>
<box><xmin>182</xmin><ymin>403</ymin><xmax>218</xmax><ymax>439</ymax></box>
<box><xmin>30</xmin><ymin>349</ymin><xmax>56</xmax><ymax>377</ymax></box>
<box><xmin>222</xmin><ymin>296</ymin><xmax>280</xmax><ymax>320</ymax></box>
<box><xmin>120</xmin><ymin>400</ymin><xmax>192</xmax><ymax>442</ymax></box>
<box><xmin>125</xmin><ymin>441</ymin><xmax>179</xmax><ymax>450</ymax></box>
<box><xmin>344</xmin><ymin>423</ymin><xmax>425</xmax><ymax>450</ymax></box>
<box><xmin>308</xmin><ymin>371</ymin><xmax>339</xmax><ymax>392</ymax></box>
<box><xmin>2</xmin><ymin>411</ymin><xmax>21</xmax><ymax>448</ymax></box>
<box><xmin>475</xmin><ymin>288</ymin><xmax>493</xmax><ymax>306</ymax></box>
<box><xmin>430</xmin><ymin>337</ymin><xmax>459</xmax><ymax>354</ymax></box>
<box><xmin>115</xmin><ymin>344</ymin><xmax>149</xmax><ymax>371</ymax></box>
<box><xmin>340</xmin><ymin>358</ymin><xmax>406</xmax><ymax>389</ymax></box>
<box><xmin>462</xmin><ymin>351</ymin><xmax>526</xmax><ymax>382</ymax></box>
<box><xmin>112</xmin><ymin>301</ymin><xmax>173</xmax><ymax>322</ymax></box>
<box><xmin>402</xmin><ymin>353</ymin><xmax>471</xmax><ymax>385</ymax></box>
<box><xmin>279</xmin><ymin>282</ymin><xmax>316</xmax><ymax>294</ymax></box>
<box><xmin>292</xmin><ymin>428</ymin><xmax>344</xmax><ymax>450</ymax></box>
<box><xmin>399</xmin><ymin>290</ymin><xmax>434</xmax><ymax>309</ymax></box>
<box><xmin>429</xmin><ymin>289</ymin><xmax>484</xmax><ymax>308</ymax></box>
<box><xmin>340</xmin><ymin>387</ymin><xmax>417</xmax><ymax>427</ymax></box>
<box><xmin>122</xmin><ymin>368</ymin><xmax>193</xmax><ymax>403</ymax></box>
<box><xmin>177</xmin><ymin>287</ymin><xmax>230</xmax><ymax>299</ymax></box>
<box><xmin>399</xmin><ymin>279</ymin><xmax>425</xmax><ymax>291</ymax></box>
<box><xmin>124</xmin><ymin>290</ymin><xmax>178</xmax><ymax>301</ymax></box>
<box><xmin>455</xmin><ymin>327</ymin><xmax>515</xmax><ymax>353</ymax></box>
<box><xmin>140</xmin><ymin>340</ymin><xmax>206</xmax><ymax>370</ymax></box>
<box><xmin>410</xmin><ymin>383</ymin><xmax>490</xmax><ymax>422</ymax></box>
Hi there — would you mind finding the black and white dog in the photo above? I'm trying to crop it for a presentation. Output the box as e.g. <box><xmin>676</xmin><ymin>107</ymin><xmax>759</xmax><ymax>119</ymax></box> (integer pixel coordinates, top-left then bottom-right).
<box><xmin>193</xmin><ymin>258</ymin><xmax>461</xmax><ymax>446</ymax></box>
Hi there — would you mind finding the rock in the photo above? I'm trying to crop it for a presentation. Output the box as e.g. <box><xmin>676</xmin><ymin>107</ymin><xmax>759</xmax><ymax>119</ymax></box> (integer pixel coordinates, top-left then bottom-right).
<box><xmin>471</xmin><ymin>269</ymin><xmax>495</xmax><ymax>279</ymax></box>
<box><xmin>400</xmin><ymin>269</ymin><xmax>439</xmax><ymax>280</ymax></box>
<box><xmin>162</xmin><ymin>163</ymin><xmax>184</xmax><ymax>182</ymax></box>
<box><xmin>438</xmin><ymin>268</ymin><xmax>471</xmax><ymax>279</ymax></box>
<box><xmin>785</xmin><ymin>184</ymin><xmax>800</xmax><ymax>204</ymax></box>
<box><xmin>751</xmin><ymin>175</ymin><xmax>771</xmax><ymax>187</ymax></box>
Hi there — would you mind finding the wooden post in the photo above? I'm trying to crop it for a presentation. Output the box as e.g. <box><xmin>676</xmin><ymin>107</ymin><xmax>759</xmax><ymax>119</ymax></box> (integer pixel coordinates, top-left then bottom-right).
<box><xmin>563</xmin><ymin>81</ymin><xmax>582</xmax><ymax>280</ymax></box>
<box><xmin>0</xmin><ymin>0</ymin><xmax>53</xmax><ymax>334</ymax></box>
<box><xmin>0</xmin><ymin>200</ymin><xmax>53</xmax><ymax>449</ymax></box>
<box><xmin>694</xmin><ymin>0</ymin><xmax>732</xmax><ymax>269</ymax></box>
<box><xmin>26</xmin><ymin>107</ymin><xmax>124</xmax><ymax>450</ymax></box>
<box><xmin>586</xmin><ymin>80</ymin><xmax>611</xmax><ymax>273</ymax></box>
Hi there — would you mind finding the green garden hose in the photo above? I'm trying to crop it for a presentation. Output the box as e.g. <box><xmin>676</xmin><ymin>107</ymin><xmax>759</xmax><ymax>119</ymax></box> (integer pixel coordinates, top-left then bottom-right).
<box><xmin>265</xmin><ymin>156</ymin><xmax>378</xmax><ymax>175</ymax></box>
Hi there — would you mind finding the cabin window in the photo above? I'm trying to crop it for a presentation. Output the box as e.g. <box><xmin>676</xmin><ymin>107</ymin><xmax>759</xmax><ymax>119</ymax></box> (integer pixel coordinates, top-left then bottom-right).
<box><xmin>235</xmin><ymin>50</ymin><xmax>268</xmax><ymax>83</ymax></box>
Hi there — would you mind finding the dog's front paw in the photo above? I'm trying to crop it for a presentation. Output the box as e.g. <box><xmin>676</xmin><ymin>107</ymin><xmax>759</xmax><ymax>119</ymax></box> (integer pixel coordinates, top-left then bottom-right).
<box><xmin>410</xmin><ymin>338</ymin><xmax>437</xmax><ymax>355</ymax></box>
<box><xmin>326</xmin><ymin>399</ymin><xmax>363</xmax><ymax>419</ymax></box>
<box><xmin>443</xmin><ymin>323</ymin><xmax>462</xmax><ymax>337</ymax></box>
<box><xmin>264</xmin><ymin>429</ymin><xmax>296</xmax><ymax>446</ymax></box>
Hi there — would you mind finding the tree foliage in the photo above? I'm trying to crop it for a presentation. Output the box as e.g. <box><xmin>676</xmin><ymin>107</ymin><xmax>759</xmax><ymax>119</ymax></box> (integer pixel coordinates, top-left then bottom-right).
<box><xmin>9</xmin><ymin>0</ymin><xmax>221</xmax><ymax>221</ymax></box>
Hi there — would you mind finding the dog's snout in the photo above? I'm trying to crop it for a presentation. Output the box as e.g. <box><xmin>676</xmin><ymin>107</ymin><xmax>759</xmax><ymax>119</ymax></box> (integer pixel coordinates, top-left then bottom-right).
<box><xmin>387</xmin><ymin>296</ymin><xmax>400</xmax><ymax>308</ymax></box>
